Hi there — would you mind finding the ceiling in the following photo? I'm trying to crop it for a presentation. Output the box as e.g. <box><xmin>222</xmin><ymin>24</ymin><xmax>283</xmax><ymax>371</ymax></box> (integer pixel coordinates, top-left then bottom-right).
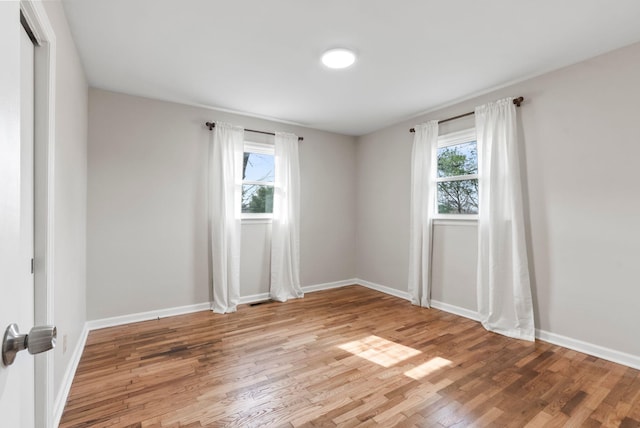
<box><xmin>62</xmin><ymin>0</ymin><xmax>640</xmax><ymax>136</ymax></box>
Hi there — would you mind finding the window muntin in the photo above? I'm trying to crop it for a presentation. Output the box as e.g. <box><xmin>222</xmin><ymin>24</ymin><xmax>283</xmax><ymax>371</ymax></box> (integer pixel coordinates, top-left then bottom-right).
<box><xmin>242</xmin><ymin>142</ymin><xmax>274</xmax><ymax>218</ymax></box>
<box><xmin>435</xmin><ymin>129</ymin><xmax>478</xmax><ymax>217</ymax></box>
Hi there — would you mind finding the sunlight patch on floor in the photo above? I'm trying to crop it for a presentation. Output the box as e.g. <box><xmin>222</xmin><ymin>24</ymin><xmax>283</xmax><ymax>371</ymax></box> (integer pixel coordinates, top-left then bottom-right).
<box><xmin>338</xmin><ymin>335</ymin><xmax>421</xmax><ymax>367</ymax></box>
<box><xmin>404</xmin><ymin>356</ymin><xmax>452</xmax><ymax>380</ymax></box>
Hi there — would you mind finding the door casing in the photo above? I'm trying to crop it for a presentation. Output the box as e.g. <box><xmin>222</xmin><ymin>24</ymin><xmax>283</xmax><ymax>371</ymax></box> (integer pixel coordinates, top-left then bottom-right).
<box><xmin>20</xmin><ymin>2</ymin><xmax>57</xmax><ymax>427</ymax></box>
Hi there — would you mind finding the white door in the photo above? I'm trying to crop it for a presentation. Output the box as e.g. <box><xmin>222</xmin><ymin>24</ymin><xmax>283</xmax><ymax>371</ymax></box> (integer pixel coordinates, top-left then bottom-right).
<box><xmin>0</xmin><ymin>11</ymin><xmax>36</xmax><ymax>427</ymax></box>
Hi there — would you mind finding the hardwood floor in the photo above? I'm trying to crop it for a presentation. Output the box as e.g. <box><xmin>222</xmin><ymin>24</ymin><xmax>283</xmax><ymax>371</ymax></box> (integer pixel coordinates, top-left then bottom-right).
<box><xmin>60</xmin><ymin>286</ymin><xmax>640</xmax><ymax>427</ymax></box>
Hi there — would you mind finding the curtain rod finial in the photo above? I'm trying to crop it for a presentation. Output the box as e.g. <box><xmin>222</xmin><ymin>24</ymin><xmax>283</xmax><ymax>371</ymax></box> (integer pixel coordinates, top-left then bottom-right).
<box><xmin>513</xmin><ymin>97</ymin><xmax>524</xmax><ymax>107</ymax></box>
<box><xmin>206</xmin><ymin>122</ymin><xmax>215</xmax><ymax>131</ymax></box>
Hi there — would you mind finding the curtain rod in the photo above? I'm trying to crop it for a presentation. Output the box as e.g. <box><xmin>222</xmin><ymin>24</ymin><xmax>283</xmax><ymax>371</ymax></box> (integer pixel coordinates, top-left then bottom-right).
<box><xmin>409</xmin><ymin>97</ymin><xmax>524</xmax><ymax>133</ymax></box>
<box><xmin>205</xmin><ymin>122</ymin><xmax>304</xmax><ymax>141</ymax></box>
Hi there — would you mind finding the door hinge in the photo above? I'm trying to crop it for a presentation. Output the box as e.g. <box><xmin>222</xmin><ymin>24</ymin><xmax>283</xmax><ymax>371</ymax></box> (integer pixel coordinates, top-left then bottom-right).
<box><xmin>31</xmin><ymin>258</ymin><xmax>34</xmax><ymax>274</ymax></box>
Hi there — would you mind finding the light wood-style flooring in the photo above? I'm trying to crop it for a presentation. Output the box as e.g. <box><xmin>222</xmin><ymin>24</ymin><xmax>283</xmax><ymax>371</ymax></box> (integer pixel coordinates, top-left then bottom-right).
<box><xmin>60</xmin><ymin>285</ymin><xmax>640</xmax><ymax>427</ymax></box>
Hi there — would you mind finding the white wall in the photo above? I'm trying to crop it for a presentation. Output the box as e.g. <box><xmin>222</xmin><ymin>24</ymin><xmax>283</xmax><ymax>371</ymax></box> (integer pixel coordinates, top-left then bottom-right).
<box><xmin>430</xmin><ymin>223</ymin><xmax>478</xmax><ymax>311</ymax></box>
<box><xmin>87</xmin><ymin>89</ymin><xmax>357</xmax><ymax>319</ymax></box>
<box><xmin>356</xmin><ymin>42</ymin><xmax>640</xmax><ymax>358</ymax></box>
<box><xmin>40</xmin><ymin>0</ymin><xmax>88</xmax><ymax>404</ymax></box>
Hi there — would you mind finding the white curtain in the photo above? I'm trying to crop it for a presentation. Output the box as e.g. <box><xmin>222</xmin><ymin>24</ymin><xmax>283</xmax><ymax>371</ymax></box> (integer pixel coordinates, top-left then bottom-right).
<box><xmin>209</xmin><ymin>122</ymin><xmax>244</xmax><ymax>314</ymax></box>
<box><xmin>475</xmin><ymin>98</ymin><xmax>535</xmax><ymax>341</ymax></box>
<box><xmin>270</xmin><ymin>132</ymin><xmax>303</xmax><ymax>302</ymax></box>
<box><xmin>408</xmin><ymin>121</ymin><xmax>439</xmax><ymax>307</ymax></box>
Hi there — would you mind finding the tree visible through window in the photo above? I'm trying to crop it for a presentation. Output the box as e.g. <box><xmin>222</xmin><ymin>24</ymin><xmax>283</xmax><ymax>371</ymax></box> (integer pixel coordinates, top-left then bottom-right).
<box><xmin>242</xmin><ymin>143</ymin><xmax>274</xmax><ymax>216</ymax></box>
<box><xmin>436</xmin><ymin>130</ymin><xmax>478</xmax><ymax>215</ymax></box>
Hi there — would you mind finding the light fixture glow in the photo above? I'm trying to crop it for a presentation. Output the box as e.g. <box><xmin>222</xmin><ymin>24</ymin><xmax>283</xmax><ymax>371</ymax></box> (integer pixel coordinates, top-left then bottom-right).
<box><xmin>321</xmin><ymin>48</ymin><xmax>356</xmax><ymax>69</ymax></box>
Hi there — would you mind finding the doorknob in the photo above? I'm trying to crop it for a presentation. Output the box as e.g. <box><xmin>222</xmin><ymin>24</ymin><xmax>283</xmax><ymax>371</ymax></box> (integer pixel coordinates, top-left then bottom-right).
<box><xmin>2</xmin><ymin>324</ymin><xmax>57</xmax><ymax>366</ymax></box>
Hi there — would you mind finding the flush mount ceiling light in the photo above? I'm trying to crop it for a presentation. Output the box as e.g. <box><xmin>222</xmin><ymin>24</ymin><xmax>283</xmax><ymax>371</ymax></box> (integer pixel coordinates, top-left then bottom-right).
<box><xmin>321</xmin><ymin>48</ymin><xmax>356</xmax><ymax>69</ymax></box>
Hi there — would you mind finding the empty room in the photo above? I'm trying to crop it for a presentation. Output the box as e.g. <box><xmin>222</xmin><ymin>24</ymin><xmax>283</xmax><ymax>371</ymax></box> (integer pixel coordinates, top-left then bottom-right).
<box><xmin>1</xmin><ymin>0</ymin><xmax>640</xmax><ymax>427</ymax></box>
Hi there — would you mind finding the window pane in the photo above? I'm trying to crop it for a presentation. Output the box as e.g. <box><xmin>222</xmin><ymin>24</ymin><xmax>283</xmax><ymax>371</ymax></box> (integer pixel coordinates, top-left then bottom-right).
<box><xmin>243</xmin><ymin>152</ymin><xmax>275</xmax><ymax>182</ymax></box>
<box><xmin>437</xmin><ymin>141</ymin><xmax>477</xmax><ymax>178</ymax></box>
<box><xmin>242</xmin><ymin>184</ymin><xmax>274</xmax><ymax>213</ymax></box>
<box><xmin>437</xmin><ymin>179</ymin><xmax>478</xmax><ymax>214</ymax></box>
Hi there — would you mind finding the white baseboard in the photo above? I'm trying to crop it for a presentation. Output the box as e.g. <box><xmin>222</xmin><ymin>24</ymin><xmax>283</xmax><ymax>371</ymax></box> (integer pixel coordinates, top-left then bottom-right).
<box><xmin>426</xmin><ymin>300</ymin><xmax>640</xmax><ymax>370</ymax></box>
<box><xmin>238</xmin><ymin>293</ymin><xmax>270</xmax><ymax>304</ymax></box>
<box><xmin>535</xmin><ymin>329</ymin><xmax>640</xmax><ymax>371</ymax></box>
<box><xmin>86</xmin><ymin>302</ymin><xmax>212</xmax><ymax>331</ymax></box>
<box><xmin>53</xmin><ymin>323</ymin><xmax>89</xmax><ymax>428</ymax></box>
<box><xmin>430</xmin><ymin>299</ymin><xmax>481</xmax><ymax>322</ymax></box>
<box><xmin>354</xmin><ymin>279</ymin><xmax>479</xmax><ymax>322</ymax></box>
<box><xmin>355</xmin><ymin>278</ymin><xmax>411</xmax><ymax>301</ymax></box>
<box><xmin>302</xmin><ymin>278</ymin><xmax>357</xmax><ymax>293</ymax></box>
<box><xmin>355</xmin><ymin>278</ymin><xmax>640</xmax><ymax>371</ymax></box>
<box><xmin>85</xmin><ymin>280</ymin><xmax>360</xmax><ymax>330</ymax></box>
<box><xmin>63</xmin><ymin>278</ymin><xmax>640</xmax><ymax>425</ymax></box>
<box><xmin>238</xmin><ymin>279</ymin><xmax>357</xmax><ymax>304</ymax></box>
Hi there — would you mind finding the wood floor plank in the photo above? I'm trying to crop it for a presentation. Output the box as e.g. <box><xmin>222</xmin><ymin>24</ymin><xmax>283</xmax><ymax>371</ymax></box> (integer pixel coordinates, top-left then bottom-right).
<box><xmin>60</xmin><ymin>285</ymin><xmax>640</xmax><ymax>427</ymax></box>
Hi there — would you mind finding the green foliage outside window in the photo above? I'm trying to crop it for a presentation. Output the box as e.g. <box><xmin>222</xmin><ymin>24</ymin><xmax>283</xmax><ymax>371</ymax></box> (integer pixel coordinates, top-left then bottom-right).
<box><xmin>242</xmin><ymin>151</ymin><xmax>274</xmax><ymax>214</ymax></box>
<box><xmin>243</xmin><ymin>185</ymin><xmax>273</xmax><ymax>213</ymax></box>
<box><xmin>437</xmin><ymin>142</ymin><xmax>478</xmax><ymax>214</ymax></box>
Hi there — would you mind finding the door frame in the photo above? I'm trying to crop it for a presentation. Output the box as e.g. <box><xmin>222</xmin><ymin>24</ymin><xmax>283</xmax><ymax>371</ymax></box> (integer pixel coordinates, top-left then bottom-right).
<box><xmin>20</xmin><ymin>2</ymin><xmax>56</xmax><ymax>427</ymax></box>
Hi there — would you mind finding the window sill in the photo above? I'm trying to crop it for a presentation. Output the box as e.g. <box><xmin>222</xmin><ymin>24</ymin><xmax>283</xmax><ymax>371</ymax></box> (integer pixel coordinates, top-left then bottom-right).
<box><xmin>433</xmin><ymin>217</ymin><xmax>478</xmax><ymax>227</ymax></box>
<box><xmin>241</xmin><ymin>217</ymin><xmax>273</xmax><ymax>225</ymax></box>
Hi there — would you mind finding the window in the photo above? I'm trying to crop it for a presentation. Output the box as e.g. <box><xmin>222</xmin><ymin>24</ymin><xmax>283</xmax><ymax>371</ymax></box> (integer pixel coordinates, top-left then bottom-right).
<box><xmin>436</xmin><ymin>128</ymin><xmax>478</xmax><ymax>217</ymax></box>
<box><xmin>242</xmin><ymin>142</ymin><xmax>274</xmax><ymax>219</ymax></box>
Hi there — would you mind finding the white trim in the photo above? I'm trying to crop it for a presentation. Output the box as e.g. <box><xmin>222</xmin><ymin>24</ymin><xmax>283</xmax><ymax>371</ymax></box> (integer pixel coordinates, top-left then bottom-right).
<box><xmin>238</xmin><ymin>280</ymin><xmax>357</xmax><ymax>305</ymax></box>
<box><xmin>241</xmin><ymin>142</ymin><xmax>275</xmax><ymax>220</ymax></box>
<box><xmin>433</xmin><ymin>219</ymin><xmax>478</xmax><ymax>227</ymax></box>
<box><xmin>355</xmin><ymin>279</ymin><xmax>411</xmax><ymax>301</ymax></box>
<box><xmin>52</xmin><ymin>323</ymin><xmax>88</xmax><ymax>428</ymax></box>
<box><xmin>244</xmin><ymin>140</ymin><xmax>274</xmax><ymax>153</ymax></box>
<box><xmin>241</xmin><ymin>213</ymin><xmax>273</xmax><ymax>221</ymax></box>
<box><xmin>302</xmin><ymin>279</ymin><xmax>357</xmax><ymax>293</ymax></box>
<box><xmin>438</xmin><ymin>128</ymin><xmax>476</xmax><ymax>147</ymax></box>
<box><xmin>535</xmin><ymin>329</ymin><xmax>640</xmax><ymax>371</ymax></box>
<box><xmin>242</xmin><ymin>218</ymin><xmax>272</xmax><ymax>225</ymax></box>
<box><xmin>243</xmin><ymin>180</ymin><xmax>274</xmax><ymax>186</ymax></box>
<box><xmin>435</xmin><ymin>174</ymin><xmax>477</xmax><ymax>183</ymax></box>
<box><xmin>434</xmin><ymin>128</ymin><xmax>478</xmax><ymax>219</ymax></box>
<box><xmin>433</xmin><ymin>214</ymin><xmax>479</xmax><ymax>221</ymax></box>
<box><xmin>20</xmin><ymin>2</ymin><xmax>57</xmax><ymax>427</ymax></box>
<box><xmin>54</xmin><ymin>279</ymin><xmax>640</xmax><ymax>425</ymax></box>
<box><xmin>355</xmin><ymin>279</ymin><xmax>640</xmax><ymax>371</ymax></box>
<box><xmin>86</xmin><ymin>302</ymin><xmax>212</xmax><ymax>331</ymax></box>
<box><xmin>20</xmin><ymin>1</ymin><xmax>52</xmax><ymax>45</ymax></box>
<box><xmin>239</xmin><ymin>293</ymin><xmax>271</xmax><ymax>305</ymax></box>
<box><xmin>430</xmin><ymin>300</ymin><xmax>481</xmax><ymax>322</ymax></box>
<box><xmin>85</xmin><ymin>280</ymin><xmax>359</xmax><ymax>330</ymax></box>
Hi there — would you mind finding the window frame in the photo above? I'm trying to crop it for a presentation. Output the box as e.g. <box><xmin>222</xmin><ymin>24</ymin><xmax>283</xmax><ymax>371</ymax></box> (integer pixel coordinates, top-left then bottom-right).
<box><xmin>241</xmin><ymin>141</ymin><xmax>275</xmax><ymax>221</ymax></box>
<box><xmin>434</xmin><ymin>128</ymin><xmax>479</xmax><ymax>220</ymax></box>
